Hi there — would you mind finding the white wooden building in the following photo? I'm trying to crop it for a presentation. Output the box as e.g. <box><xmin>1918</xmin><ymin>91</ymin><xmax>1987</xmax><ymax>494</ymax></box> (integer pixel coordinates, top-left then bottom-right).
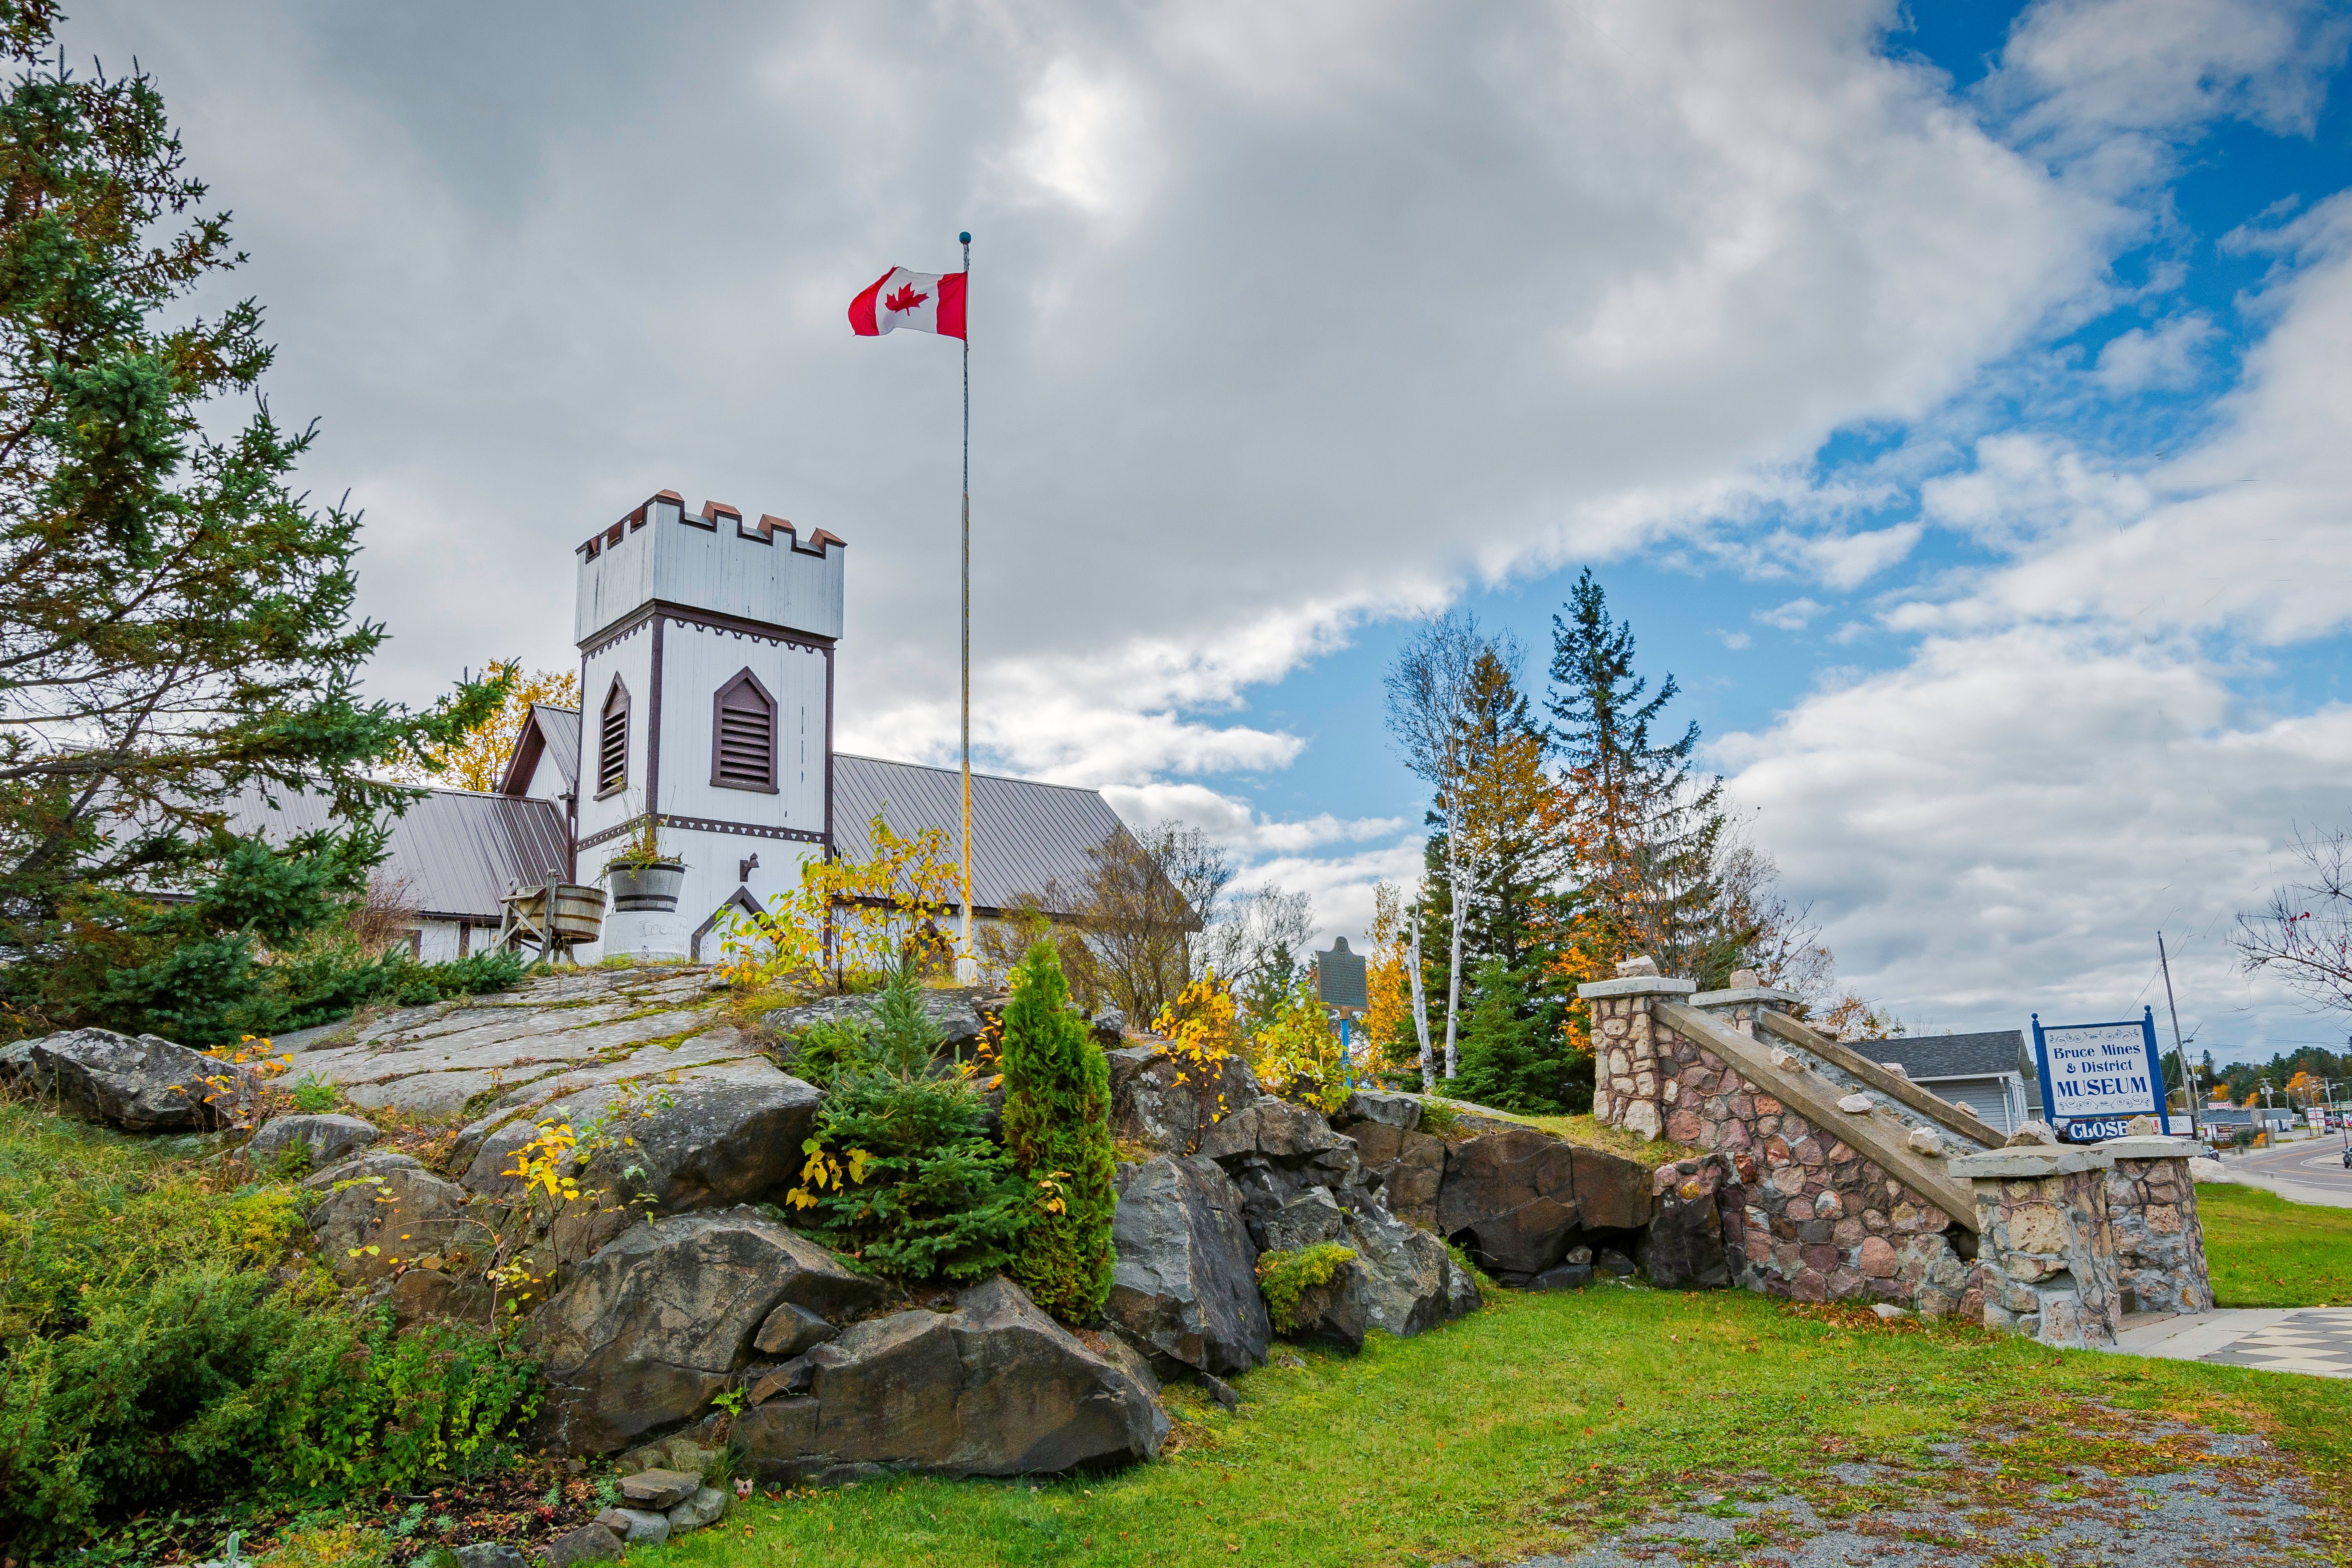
<box><xmin>229</xmin><ymin>487</ymin><xmax>1129</xmax><ymax>963</ymax></box>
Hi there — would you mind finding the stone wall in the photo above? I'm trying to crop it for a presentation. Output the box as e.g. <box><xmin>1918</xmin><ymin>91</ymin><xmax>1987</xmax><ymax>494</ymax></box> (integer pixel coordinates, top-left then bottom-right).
<box><xmin>1952</xmin><ymin>1148</ymin><xmax>2120</xmax><ymax>1349</ymax></box>
<box><xmin>2103</xmin><ymin>1139</ymin><xmax>2214</xmax><ymax>1317</ymax></box>
<box><xmin>1582</xmin><ymin>974</ymin><xmax>1974</xmax><ymax>1315</ymax></box>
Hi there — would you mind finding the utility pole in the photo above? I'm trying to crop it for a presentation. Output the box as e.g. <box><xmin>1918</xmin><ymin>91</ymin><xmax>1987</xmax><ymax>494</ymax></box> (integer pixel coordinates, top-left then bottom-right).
<box><xmin>2158</xmin><ymin>932</ymin><xmax>2198</xmax><ymax>1138</ymax></box>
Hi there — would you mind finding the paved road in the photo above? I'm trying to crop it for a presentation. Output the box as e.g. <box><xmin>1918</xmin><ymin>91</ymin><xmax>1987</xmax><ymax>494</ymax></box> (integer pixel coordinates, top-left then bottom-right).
<box><xmin>2214</xmin><ymin>1132</ymin><xmax>2352</xmax><ymax>1207</ymax></box>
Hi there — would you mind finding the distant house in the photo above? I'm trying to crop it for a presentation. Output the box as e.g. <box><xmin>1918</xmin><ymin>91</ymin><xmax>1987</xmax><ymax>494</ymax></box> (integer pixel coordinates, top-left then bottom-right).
<box><xmin>1860</xmin><ymin>1030</ymin><xmax>2037</xmax><ymax>1136</ymax></box>
<box><xmin>219</xmin><ymin>486</ymin><xmax>1132</xmax><ymax>963</ymax></box>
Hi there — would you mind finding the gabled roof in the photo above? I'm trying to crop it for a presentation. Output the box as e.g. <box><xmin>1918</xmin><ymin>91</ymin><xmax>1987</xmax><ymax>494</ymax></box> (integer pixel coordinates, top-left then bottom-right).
<box><xmin>494</xmin><ymin>710</ymin><xmax>1130</xmax><ymax>920</ymax></box>
<box><xmin>497</xmin><ymin>704</ymin><xmax>582</xmax><ymax>799</ymax></box>
<box><xmin>218</xmin><ymin>780</ymin><xmax>571</xmax><ymax>921</ymax></box>
<box><xmin>833</xmin><ymin>753</ymin><xmax>1128</xmax><ymax>919</ymax></box>
<box><xmin>1863</xmin><ymin>1030</ymin><xmax>2032</xmax><ymax>1083</ymax></box>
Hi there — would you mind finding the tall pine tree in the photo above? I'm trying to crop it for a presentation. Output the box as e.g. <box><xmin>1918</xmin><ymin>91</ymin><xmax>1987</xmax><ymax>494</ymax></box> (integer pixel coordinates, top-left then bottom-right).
<box><xmin>1548</xmin><ymin>570</ymin><xmax>1735</xmax><ymax>985</ymax></box>
<box><xmin>0</xmin><ymin>6</ymin><xmax>503</xmax><ymax>1027</ymax></box>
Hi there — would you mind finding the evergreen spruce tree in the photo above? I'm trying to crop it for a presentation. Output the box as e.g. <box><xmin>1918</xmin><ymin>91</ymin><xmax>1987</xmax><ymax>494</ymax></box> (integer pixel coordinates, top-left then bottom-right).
<box><xmin>1548</xmin><ymin>570</ymin><xmax>1731</xmax><ymax>984</ymax></box>
<box><xmin>999</xmin><ymin>941</ymin><xmax>1116</xmax><ymax>1322</ymax></box>
<box><xmin>0</xmin><ymin>8</ymin><xmax>503</xmax><ymax>1029</ymax></box>
<box><xmin>1452</xmin><ymin>957</ymin><xmax>1579</xmax><ymax>1114</ymax></box>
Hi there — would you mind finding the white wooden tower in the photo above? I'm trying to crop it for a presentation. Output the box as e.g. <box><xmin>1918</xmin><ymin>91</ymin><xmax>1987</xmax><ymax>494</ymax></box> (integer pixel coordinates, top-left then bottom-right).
<box><xmin>570</xmin><ymin>488</ymin><xmax>844</xmax><ymax>959</ymax></box>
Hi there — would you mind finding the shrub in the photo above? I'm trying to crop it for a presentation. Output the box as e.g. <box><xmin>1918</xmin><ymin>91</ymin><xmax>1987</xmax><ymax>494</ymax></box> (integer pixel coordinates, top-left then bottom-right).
<box><xmin>1255</xmin><ymin>1243</ymin><xmax>1359</xmax><ymax>1334</ymax></box>
<box><xmin>289</xmin><ymin>1074</ymin><xmax>342</xmax><ymax>1114</ymax></box>
<box><xmin>0</xmin><ymin>1101</ymin><xmax>538</xmax><ymax>1552</ymax></box>
<box><xmin>998</xmin><ymin>942</ymin><xmax>1117</xmax><ymax>1322</ymax></box>
<box><xmin>262</xmin><ymin>1523</ymin><xmax>388</xmax><ymax>1568</ymax></box>
<box><xmin>778</xmin><ymin>965</ymin><xmax>1028</xmax><ymax>1282</ymax></box>
<box><xmin>786</xmin><ymin>1047</ymin><xmax>1030</xmax><ymax>1283</ymax></box>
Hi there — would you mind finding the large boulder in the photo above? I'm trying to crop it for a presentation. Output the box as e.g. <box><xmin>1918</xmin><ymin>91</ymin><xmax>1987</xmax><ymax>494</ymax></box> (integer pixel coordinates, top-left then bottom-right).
<box><xmin>1342</xmin><ymin>1205</ymin><xmax>1478</xmax><ymax>1337</ymax></box>
<box><xmin>1196</xmin><ymin>1097</ymin><xmax>1373</xmax><ymax>1248</ymax></box>
<box><xmin>248</xmin><ymin>1113</ymin><xmax>379</xmax><ymax>1169</ymax></box>
<box><xmin>13</xmin><ymin>1029</ymin><xmax>250</xmax><ymax>1132</ymax></box>
<box><xmin>1105</xmin><ymin>1155</ymin><xmax>1271</xmax><ymax>1378</ymax></box>
<box><xmin>1644</xmin><ymin>1164</ymin><xmax>1733</xmax><ymax>1291</ymax></box>
<box><xmin>1281</xmin><ymin>1258</ymin><xmax>1369</xmax><ymax>1353</ymax></box>
<box><xmin>460</xmin><ymin>1063</ymin><xmax>821</xmax><ymax>1211</ymax></box>
<box><xmin>532</xmin><ymin>1208</ymin><xmax>886</xmax><ymax>1454</ymax></box>
<box><xmin>309</xmin><ymin>1164</ymin><xmax>473</xmax><ymax>1285</ymax></box>
<box><xmin>1107</xmin><ymin>1044</ymin><xmax>1264</xmax><ymax>1153</ymax></box>
<box><xmin>1436</xmin><ymin>1127</ymin><xmax>1654</xmax><ymax>1281</ymax></box>
<box><xmin>731</xmin><ymin>1275</ymin><xmax>1165</xmax><ymax>1482</ymax></box>
<box><xmin>1334</xmin><ymin>1094</ymin><xmax>1446</xmax><ymax>1230</ymax></box>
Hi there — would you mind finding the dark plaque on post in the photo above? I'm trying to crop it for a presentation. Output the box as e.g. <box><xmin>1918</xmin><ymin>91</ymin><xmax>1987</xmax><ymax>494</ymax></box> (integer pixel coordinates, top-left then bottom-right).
<box><xmin>1316</xmin><ymin>937</ymin><xmax>1368</xmax><ymax>1012</ymax></box>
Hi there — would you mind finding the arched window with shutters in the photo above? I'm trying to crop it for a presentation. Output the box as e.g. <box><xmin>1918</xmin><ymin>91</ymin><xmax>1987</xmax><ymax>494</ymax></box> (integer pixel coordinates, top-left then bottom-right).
<box><xmin>596</xmin><ymin>677</ymin><xmax>630</xmax><ymax>797</ymax></box>
<box><xmin>711</xmin><ymin>668</ymin><xmax>778</xmax><ymax>792</ymax></box>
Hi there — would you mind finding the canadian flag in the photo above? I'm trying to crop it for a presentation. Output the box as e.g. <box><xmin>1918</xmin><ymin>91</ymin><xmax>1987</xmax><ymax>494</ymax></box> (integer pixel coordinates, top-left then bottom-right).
<box><xmin>848</xmin><ymin>266</ymin><xmax>967</xmax><ymax>339</ymax></box>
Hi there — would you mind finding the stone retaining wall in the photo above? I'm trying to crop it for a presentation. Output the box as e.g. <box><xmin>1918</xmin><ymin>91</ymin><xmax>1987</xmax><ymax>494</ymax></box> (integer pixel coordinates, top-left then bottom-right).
<box><xmin>1583</xmin><ymin>977</ymin><xmax>1974</xmax><ymax>1315</ymax></box>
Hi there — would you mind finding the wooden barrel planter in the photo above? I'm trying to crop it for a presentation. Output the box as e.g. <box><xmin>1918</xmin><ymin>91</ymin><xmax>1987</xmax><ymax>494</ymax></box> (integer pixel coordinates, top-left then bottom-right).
<box><xmin>608</xmin><ymin>860</ymin><xmax>687</xmax><ymax>913</ymax></box>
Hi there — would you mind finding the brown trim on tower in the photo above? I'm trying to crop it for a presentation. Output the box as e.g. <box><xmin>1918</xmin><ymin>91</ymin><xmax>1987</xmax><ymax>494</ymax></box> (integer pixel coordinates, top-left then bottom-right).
<box><xmin>647</xmin><ymin>615</ymin><xmax>667</xmax><ymax>819</ymax></box>
<box><xmin>579</xmin><ymin>599</ymin><xmax>837</xmax><ymax>660</ymax></box>
<box><xmin>822</xmin><ymin>642</ymin><xmax>836</xmax><ymax>855</ymax></box>
<box><xmin>577</xmin><ymin>812</ymin><xmax>824</xmax><ymax>853</ymax></box>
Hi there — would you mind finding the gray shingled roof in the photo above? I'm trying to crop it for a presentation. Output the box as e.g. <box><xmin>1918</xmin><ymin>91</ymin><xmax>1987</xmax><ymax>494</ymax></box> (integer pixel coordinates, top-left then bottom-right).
<box><xmin>1864</xmin><ymin>1030</ymin><xmax>2031</xmax><ymax>1082</ymax></box>
<box><xmin>219</xmin><ymin>781</ymin><xmax>572</xmax><ymax>921</ymax></box>
<box><xmin>833</xmin><ymin>753</ymin><xmax>1129</xmax><ymax>918</ymax></box>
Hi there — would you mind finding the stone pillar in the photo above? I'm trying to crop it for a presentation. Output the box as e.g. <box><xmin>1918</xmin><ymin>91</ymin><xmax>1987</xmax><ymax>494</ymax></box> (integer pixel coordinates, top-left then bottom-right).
<box><xmin>1948</xmin><ymin>1146</ymin><xmax>2120</xmax><ymax>1349</ymax></box>
<box><xmin>1576</xmin><ymin>958</ymin><xmax>1697</xmax><ymax>1142</ymax></box>
<box><xmin>2101</xmin><ymin>1135</ymin><xmax>2214</xmax><ymax>1317</ymax></box>
<box><xmin>1689</xmin><ymin>968</ymin><xmax>1800</xmax><ymax>1038</ymax></box>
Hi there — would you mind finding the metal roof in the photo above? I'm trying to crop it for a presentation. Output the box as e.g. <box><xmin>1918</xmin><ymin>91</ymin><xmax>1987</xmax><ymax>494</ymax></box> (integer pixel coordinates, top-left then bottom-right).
<box><xmin>833</xmin><ymin>753</ymin><xmax>1128</xmax><ymax>918</ymax></box>
<box><xmin>483</xmin><ymin>709</ymin><xmax>1128</xmax><ymax>920</ymax></box>
<box><xmin>496</xmin><ymin>703</ymin><xmax>581</xmax><ymax>798</ymax></box>
<box><xmin>220</xmin><ymin>781</ymin><xmax>572</xmax><ymax>921</ymax></box>
<box><xmin>1864</xmin><ymin>1030</ymin><xmax>2032</xmax><ymax>1084</ymax></box>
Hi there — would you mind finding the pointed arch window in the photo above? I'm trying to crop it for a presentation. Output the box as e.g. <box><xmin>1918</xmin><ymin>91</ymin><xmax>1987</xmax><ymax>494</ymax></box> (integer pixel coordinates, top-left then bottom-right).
<box><xmin>597</xmin><ymin>677</ymin><xmax>630</xmax><ymax>797</ymax></box>
<box><xmin>712</xmin><ymin>668</ymin><xmax>778</xmax><ymax>792</ymax></box>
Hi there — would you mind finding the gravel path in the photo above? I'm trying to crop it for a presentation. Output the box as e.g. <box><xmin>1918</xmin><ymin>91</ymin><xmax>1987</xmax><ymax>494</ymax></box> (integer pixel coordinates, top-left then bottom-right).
<box><xmin>1515</xmin><ymin>1420</ymin><xmax>2327</xmax><ymax>1567</ymax></box>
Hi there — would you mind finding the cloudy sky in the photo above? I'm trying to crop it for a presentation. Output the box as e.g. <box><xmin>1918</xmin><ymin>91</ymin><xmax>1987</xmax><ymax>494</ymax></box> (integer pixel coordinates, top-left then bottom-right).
<box><xmin>65</xmin><ymin>0</ymin><xmax>2352</xmax><ymax>1061</ymax></box>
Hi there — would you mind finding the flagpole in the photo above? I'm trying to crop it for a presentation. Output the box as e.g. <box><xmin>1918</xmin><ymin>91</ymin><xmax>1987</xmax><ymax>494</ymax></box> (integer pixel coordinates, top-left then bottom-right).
<box><xmin>958</xmin><ymin>230</ymin><xmax>974</xmax><ymax>981</ymax></box>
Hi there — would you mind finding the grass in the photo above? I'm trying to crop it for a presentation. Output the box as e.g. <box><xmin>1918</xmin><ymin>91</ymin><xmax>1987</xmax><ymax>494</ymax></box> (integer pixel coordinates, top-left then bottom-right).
<box><xmin>642</xmin><ymin>1283</ymin><xmax>2352</xmax><ymax>1568</ymax></box>
<box><xmin>2201</xmin><ymin>1181</ymin><xmax>2352</xmax><ymax>1307</ymax></box>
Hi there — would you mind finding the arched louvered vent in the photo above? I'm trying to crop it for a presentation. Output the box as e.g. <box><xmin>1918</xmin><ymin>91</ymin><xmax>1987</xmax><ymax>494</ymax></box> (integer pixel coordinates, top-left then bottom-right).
<box><xmin>712</xmin><ymin>669</ymin><xmax>777</xmax><ymax>791</ymax></box>
<box><xmin>598</xmin><ymin>679</ymin><xmax>629</xmax><ymax>795</ymax></box>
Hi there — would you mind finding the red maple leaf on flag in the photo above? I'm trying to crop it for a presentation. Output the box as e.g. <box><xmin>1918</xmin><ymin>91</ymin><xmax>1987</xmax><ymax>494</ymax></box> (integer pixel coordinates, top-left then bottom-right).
<box><xmin>884</xmin><ymin>282</ymin><xmax>929</xmax><ymax>314</ymax></box>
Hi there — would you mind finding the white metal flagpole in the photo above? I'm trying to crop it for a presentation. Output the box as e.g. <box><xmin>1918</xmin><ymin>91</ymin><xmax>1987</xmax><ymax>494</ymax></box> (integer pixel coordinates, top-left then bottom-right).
<box><xmin>959</xmin><ymin>230</ymin><xmax>974</xmax><ymax>979</ymax></box>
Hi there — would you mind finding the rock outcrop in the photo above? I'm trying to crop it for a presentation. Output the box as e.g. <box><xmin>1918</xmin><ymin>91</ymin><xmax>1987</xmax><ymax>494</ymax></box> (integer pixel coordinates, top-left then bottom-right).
<box><xmin>309</xmin><ymin>1163</ymin><xmax>473</xmax><ymax>1285</ymax></box>
<box><xmin>1108</xmin><ymin>1043</ymin><xmax>1265</xmax><ymax>1153</ymax></box>
<box><xmin>1434</xmin><ymin>1126</ymin><xmax>1654</xmax><ymax>1282</ymax></box>
<box><xmin>248</xmin><ymin>1113</ymin><xmax>379</xmax><ymax>1168</ymax></box>
<box><xmin>1106</xmin><ymin>1155</ymin><xmax>1271</xmax><ymax>1378</ymax></box>
<box><xmin>1196</xmin><ymin>1096</ymin><xmax>1378</xmax><ymax>1249</ymax></box>
<box><xmin>532</xmin><ymin>1208</ymin><xmax>886</xmax><ymax>1454</ymax></box>
<box><xmin>8</xmin><ymin>1028</ymin><xmax>250</xmax><ymax>1132</ymax></box>
<box><xmin>731</xmin><ymin>1275</ymin><xmax>1165</xmax><ymax>1482</ymax></box>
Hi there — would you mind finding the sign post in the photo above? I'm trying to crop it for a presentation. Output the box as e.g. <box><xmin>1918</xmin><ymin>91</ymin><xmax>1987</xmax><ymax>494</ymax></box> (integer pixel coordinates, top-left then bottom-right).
<box><xmin>2032</xmin><ymin>1005</ymin><xmax>2171</xmax><ymax>1144</ymax></box>
<box><xmin>1316</xmin><ymin>937</ymin><xmax>1369</xmax><ymax>1087</ymax></box>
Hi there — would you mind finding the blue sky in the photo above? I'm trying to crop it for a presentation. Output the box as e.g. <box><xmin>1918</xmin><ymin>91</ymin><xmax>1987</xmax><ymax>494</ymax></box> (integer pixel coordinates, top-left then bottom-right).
<box><xmin>66</xmin><ymin>0</ymin><xmax>2352</xmax><ymax>1061</ymax></box>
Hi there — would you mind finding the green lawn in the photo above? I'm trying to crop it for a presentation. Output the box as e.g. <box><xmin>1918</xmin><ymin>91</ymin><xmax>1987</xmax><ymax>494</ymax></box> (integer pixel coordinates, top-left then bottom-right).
<box><xmin>2200</xmin><ymin>1181</ymin><xmax>2352</xmax><ymax>1307</ymax></box>
<box><xmin>647</xmin><ymin>1282</ymin><xmax>2352</xmax><ymax>1568</ymax></box>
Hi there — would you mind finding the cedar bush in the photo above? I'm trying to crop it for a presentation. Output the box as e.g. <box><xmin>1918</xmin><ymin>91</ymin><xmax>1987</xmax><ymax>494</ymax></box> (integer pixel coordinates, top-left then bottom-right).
<box><xmin>784</xmin><ymin>965</ymin><xmax>1031</xmax><ymax>1283</ymax></box>
<box><xmin>999</xmin><ymin>941</ymin><xmax>1116</xmax><ymax>1322</ymax></box>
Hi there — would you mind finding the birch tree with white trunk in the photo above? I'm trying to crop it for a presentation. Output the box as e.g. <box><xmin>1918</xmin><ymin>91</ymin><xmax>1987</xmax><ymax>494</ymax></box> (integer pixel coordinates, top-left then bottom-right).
<box><xmin>1383</xmin><ymin>611</ymin><xmax>1493</xmax><ymax>1085</ymax></box>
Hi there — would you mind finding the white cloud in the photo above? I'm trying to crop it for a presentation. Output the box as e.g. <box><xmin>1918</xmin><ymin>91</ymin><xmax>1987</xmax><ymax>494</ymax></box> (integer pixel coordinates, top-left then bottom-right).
<box><xmin>1895</xmin><ymin>193</ymin><xmax>2352</xmax><ymax>646</ymax></box>
<box><xmin>1718</xmin><ymin>629</ymin><xmax>1753</xmax><ymax>650</ymax></box>
<box><xmin>2090</xmin><ymin>312</ymin><xmax>2217</xmax><ymax>390</ymax></box>
<box><xmin>1717</xmin><ymin>626</ymin><xmax>2350</xmax><ymax>1048</ymax></box>
<box><xmin>1800</xmin><ymin>522</ymin><xmax>1926</xmax><ymax>588</ymax></box>
<box><xmin>1758</xmin><ymin>598</ymin><xmax>1825</xmax><ymax>630</ymax></box>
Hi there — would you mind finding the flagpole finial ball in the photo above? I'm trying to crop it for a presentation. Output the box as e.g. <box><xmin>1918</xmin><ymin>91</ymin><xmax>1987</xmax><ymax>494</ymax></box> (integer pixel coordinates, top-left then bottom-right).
<box><xmin>959</xmin><ymin>231</ymin><xmax>972</xmax><ymax>245</ymax></box>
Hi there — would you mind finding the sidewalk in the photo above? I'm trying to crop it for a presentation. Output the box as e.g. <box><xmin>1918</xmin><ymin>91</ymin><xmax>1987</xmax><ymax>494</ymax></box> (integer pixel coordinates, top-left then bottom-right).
<box><xmin>2110</xmin><ymin>1307</ymin><xmax>2352</xmax><ymax>1378</ymax></box>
